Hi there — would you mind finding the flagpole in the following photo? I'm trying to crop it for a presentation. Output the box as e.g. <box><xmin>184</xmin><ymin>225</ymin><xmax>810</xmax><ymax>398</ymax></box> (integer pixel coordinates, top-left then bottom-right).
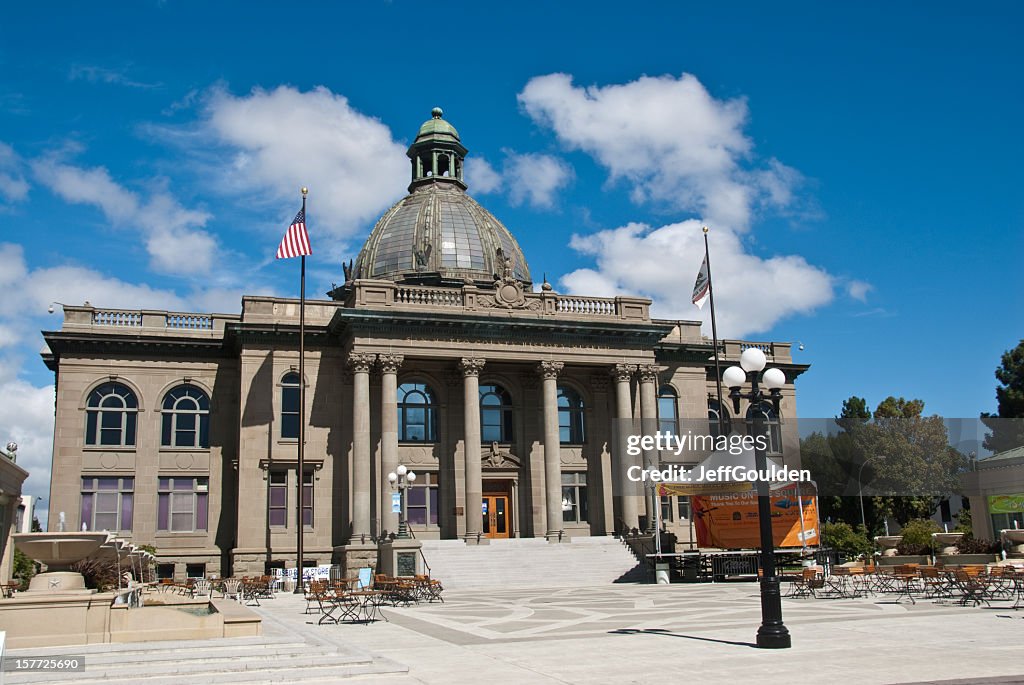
<box><xmin>295</xmin><ymin>186</ymin><xmax>308</xmax><ymax>593</ymax></box>
<box><xmin>702</xmin><ymin>226</ymin><xmax>725</xmax><ymax>435</ymax></box>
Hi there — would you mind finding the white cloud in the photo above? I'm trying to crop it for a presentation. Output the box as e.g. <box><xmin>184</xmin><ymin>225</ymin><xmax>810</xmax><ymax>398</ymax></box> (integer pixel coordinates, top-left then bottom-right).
<box><xmin>504</xmin><ymin>152</ymin><xmax>573</xmax><ymax>208</ymax></box>
<box><xmin>562</xmin><ymin>220</ymin><xmax>834</xmax><ymax>337</ymax></box>
<box><xmin>518</xmin><ymin>72</ymin><xmax>799</xmax><ymax>230</ymax></box>
<box><xmin>465</xmin><ymin>157</ymin><xmax>502</xmax><ymax>194</ymax></box>
<box><xmin>68</xmin><ymin>64</ymin><xmax>161</xmax><ymax>90</ymax></box>
<box><xmin>0</xmin><ymin>375</ymin><xmax>55</xmax><ymax>525</ymax></box>
<box><xmin>0</xmin><ymin>142</ymin><xmax>29</xmax><ymax>203</ymax></box>
<box><xmin>469</xmin><ymin>151</ymin><xmax>573</xmax><ymax>209</ymax></box>
<box><xmin>197</xmin><ymin>85</ymin><xmax>408</xmax><ymax>239</ymax></box>
<box><xmin>847</xmin><ymin>280</ymin><xmax>873</xmax><ymax>302</ymax></box>
<box><xmin>31</xmin><ymin>159</ymin><xmax>216</xmax><ymax>275</ymax></box>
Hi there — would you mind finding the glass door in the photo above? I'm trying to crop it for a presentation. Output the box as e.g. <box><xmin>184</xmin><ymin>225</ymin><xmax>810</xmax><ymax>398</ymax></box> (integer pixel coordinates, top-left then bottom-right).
<box><xmin>482</xmin><ymin>495</ymin><xmax>510</xmax><ymax>538</ymax></box>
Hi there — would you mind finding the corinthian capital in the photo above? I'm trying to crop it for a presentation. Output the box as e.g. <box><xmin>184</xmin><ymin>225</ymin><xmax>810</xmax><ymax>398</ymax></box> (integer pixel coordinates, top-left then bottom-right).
<box><xmin>537</xmin><ymin>360</ymin><xmax>564</xmax><ymax>380</ymax></box>
<box><xmin>459</xmin><ymin>358</ymin><xmax>486</xmax><ymax>377</ymax></box>
<box><xmin>377</xmin><ymin>353</ymin><xmax>404</xmax><ymax>374</ymax></box>
<box><xmin>347</xmin><ymin>352</ymin><xmax>375</xmax><ymax>373</ymax></box>
<box><xmin>609</xmin><ymin>363</ymin><xmax>636</xmax><ymax>383</ymax></box>
<box><xmin>637</xmin><ymin>364</ymin><xmax>659</xmax><ymax>384</ymax></box>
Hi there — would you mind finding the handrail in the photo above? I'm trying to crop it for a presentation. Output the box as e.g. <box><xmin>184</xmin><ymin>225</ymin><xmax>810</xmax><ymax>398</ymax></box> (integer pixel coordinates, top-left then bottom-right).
<box><xmin>405</xmin><ymin>525</ymin><xmax>432</xmax><ymax>575</ymax></box>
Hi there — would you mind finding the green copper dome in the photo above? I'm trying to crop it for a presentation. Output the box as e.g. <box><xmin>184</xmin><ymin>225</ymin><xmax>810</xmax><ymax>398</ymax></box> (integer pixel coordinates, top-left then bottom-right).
<box><xmin>347</xmin><ymin>108</ymin><xmax>531</xmax><ymax>288</ymax></box>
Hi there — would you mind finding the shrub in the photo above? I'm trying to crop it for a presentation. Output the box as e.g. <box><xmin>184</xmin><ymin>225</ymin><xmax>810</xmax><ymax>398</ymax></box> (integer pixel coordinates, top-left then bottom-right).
<box><xmin>954</xmin><ymin>535</ymin><xmax>1000</xmax><ymax>555</ymax></box>
<box><xmin>821</xmin><ymin>521</ymin><xmax>873</xmax><ymax>557</ymax></box>
<box><xmin>895</xmin><ymin>518</ymin><xmax>941</xmax><ymax>555</ymax></box>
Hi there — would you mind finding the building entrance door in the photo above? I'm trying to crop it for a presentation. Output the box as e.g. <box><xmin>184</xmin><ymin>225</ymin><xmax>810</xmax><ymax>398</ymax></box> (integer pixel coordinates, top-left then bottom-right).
<box><xmin>482</xmin><ymin>480</ymin><xmax>512</xmax><ymax>539</ymax></box>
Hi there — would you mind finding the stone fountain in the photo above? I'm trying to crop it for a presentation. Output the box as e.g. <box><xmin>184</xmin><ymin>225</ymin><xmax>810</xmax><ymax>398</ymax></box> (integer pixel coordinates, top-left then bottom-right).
<box><xmin>874</xmin><ymin>535</ymin><xmax>902</xmax><ymax>557</ymax></box>
<box><xmin>932</xmin><ymin>532</ymin><xmax>964</xmax><ymax>556</ymax></box>
<box><xmin>13</xmin><ymin>531</ymin><xmax>111</xmax><ymax>593</ymax></box>
<box><xmin>1001</xmin><ymin>529</ymin><xmax>1024</xmax><ymax>559</ymax></box>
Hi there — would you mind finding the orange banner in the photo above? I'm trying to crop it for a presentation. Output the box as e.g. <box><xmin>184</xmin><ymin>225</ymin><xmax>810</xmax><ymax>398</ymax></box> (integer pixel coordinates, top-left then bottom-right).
<box><xmin>689</xmin><ymin>484</ymin><xmax>818</xmax><ymax>549</ymax></box>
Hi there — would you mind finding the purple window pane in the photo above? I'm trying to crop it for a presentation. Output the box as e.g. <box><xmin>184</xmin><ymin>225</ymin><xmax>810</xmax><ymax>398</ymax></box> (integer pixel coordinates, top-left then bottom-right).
<box><xmin>121</xmin><ymin>493</ymin><xmax>133</xmax><ymax>531</ymax></box>
<box><xmin>196</xmin><ymin>493</ymin><xmax>208</xmax><ymax>530</ymax></box>
<box><xmin>158</xmin><ymin>493</ymin><xmax>169</xmax><ymax>530</ymax></box>
<box><xmin>94</xmin><ymin>513</ymin><xmax>117</xmax><ymax>531</ymax></box>
<box><xmin>171</xmin><ymin>512</ymin><xmax>192</xmax><ymax>531</ymax></box>
<box><xmin>408</xmin><ymin>488</ymin><xmax>425</xmax><ymax>506</ymax></box>
<box><xmin>81</xmin><ymin>494</ymin><xmax>93</xmax><ymax>531</ymax></box>
<box><xmin>159</xmin><ymin>478</ymin><xmax>170</xmax><ymax>490</ymax></box>
<box><xmin>269</xmin><ymin>509</ymin><xmax>286</xmax><ymax>526</ymax></box>
<box><xmin>95</xmin><ymin>493</ymin><xmax>118</xmax><ymax>513</ymax></box>
<box><xmin>302</xmin><ymin>508</ymin><xmax>313</xmax><ymax>527</ymax></box>
<box><xmin>97</xmin><ymin>478</ymin><xmax>119</xmax><ymax>490</ymax></box>
<box><xmin>173</xmin><ymin>479</ymin><xmax>194</xmax><ymax>490</ymax></box>
<box><xmin>302</xmin><ymin>486</ymin><xmax>312</xmax><ymax>507</ymax></box>
<box><xmin>429</xmin><ymin>488</ymin><xmax>438</xmax><ymax>524</ymax></box>
<box><xmin>269</xmin><ymin>487</ymin><xmax>286</xmax><ymax>507</ymax></box>
<box><xmin>407</xmin><ymin>508</ymin><xmax>427</xmax><ymax>525</ymax></box>
<box><xmin>122</xmin><ymin>478</ymin><xmax>134</xmax><ymax>490</ymax></box>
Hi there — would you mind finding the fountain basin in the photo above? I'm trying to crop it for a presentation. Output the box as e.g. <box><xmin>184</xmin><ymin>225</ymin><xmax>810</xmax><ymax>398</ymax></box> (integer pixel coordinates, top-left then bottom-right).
<box><xmin>874</xmin><ymin>535</ymin><xmax>903</xmax><ymax>557</ymax></box>
<box><xmin>12</xmin><ymin>532</ymin><xmax>111</xmax><ymax>593</ymax></box>
<box><xmin>1001</xmin><ymin>529</ymin><xmax>1024</xmax><ymax>558</ymax></box>
<box><xmin>932</xmin><ymin>532</ymin><xmax>964</xmax><ymax>555</ymax></box>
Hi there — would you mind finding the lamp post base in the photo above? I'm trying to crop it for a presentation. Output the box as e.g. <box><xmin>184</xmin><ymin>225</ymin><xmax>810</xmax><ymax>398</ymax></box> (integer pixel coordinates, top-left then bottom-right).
<box><xmin>756</xmin><ymin>576</ymin><xmax>791</xmax><ymax>649</ymax></box>
<box><xmin>756</xmin><ymin>630</ymin><xmax>792</xmax><ymax>649</ymax></box>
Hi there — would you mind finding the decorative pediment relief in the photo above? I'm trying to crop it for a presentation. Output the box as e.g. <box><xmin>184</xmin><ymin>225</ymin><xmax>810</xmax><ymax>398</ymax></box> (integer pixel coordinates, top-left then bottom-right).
<box><xmin>559</xmin><ymin>447</ymin><xmax>586</xmax><ymax>466</ymax></box>
<box><xmin>483</xmin><ymin>441</ymin><xmax>521</xmax><ymax>469</ymax></box>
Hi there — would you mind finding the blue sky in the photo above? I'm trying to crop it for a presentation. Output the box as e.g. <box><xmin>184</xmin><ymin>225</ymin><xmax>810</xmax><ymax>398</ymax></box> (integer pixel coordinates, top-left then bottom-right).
<box><xmin>1</xmin><ymin>2</ymin><xmax>1022</xmax><ymax>515</ymax></box>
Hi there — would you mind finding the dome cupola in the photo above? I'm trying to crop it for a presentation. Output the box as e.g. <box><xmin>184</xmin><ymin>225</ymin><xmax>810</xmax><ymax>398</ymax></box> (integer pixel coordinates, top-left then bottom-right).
<box><xmin>345</xmin><ymin>108</ymin><xmax>532</xmax><ymax>290</ymax></box>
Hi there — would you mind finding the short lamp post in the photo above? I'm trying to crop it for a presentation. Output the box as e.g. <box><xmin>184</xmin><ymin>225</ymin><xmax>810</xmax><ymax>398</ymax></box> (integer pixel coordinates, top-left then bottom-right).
<box><xmin>387</xmin><ymin>465</ymin><xmax>417</xmax><ymax>539</ymax></box>
<box><xmin>723</xmin><ymin>347</ymin><xmax>791</xmax><ymax>649</ymax></box>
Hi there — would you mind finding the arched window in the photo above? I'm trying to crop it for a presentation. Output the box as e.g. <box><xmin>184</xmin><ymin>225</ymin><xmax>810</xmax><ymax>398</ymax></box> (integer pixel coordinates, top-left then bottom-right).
<box><xmin>658</xmin><ymin>386</ymin><xmax>679</xmax><ymax>436</ymax></box>
<box><xmin>746</xmin><ymin>402</ymin><xmax>782</xmax><ymax>454</ymax></box>
<box><xmin>480</xmin><ymin>384</ymin><xmax>513</xmax><ymax>443</ymax></box>
<box><xmin>281</xmin><ymin>372</ymin><xmax>301</xmax><ymax>439</ymax></box>
<box><xmin>398</xmin><ymin>382</ymin><xmax>437</xmax><ymax>442</ymax></box>
<box><xmin>708</xmin><ymin>399</ymin><xmax>731</xmax><ymax>438</ymax></box>
<box><xmin>161</xmin><ymin>385</ymin><xmax>210</xmax><ymax>448</ymax></box>
<box><xmin>85</xmin><ymin>382</ymin><xmax>138</xmax><ymax>446</ymax></box>
<box><xmin>558</xmin><ymin>386</ymin><xmax>585</xmax><ymax>444</ymax></box>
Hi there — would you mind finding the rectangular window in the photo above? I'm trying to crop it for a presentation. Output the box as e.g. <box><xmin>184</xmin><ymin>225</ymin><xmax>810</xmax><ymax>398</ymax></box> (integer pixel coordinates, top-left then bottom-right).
<box><xmin>281</xmin><ymin>385</ymin><xmax>300</xmax><ymax>439</ymax></box>
<box><xmin>157</xmin><ymin>477</ymin><xmax>209</xmax><ymax>532</ymax></box>
<box><xmin>561</xmin><ymin>472</ymin><xmax>588</xmax><ymax>524</ymax></box>
<box><xmin>660</xmin><ymin>496</ymin><xmax>673</xmax><ymax>523</ymax></box>
<box><xmin>303</xmin><ymin>470</ymin><xmax>314</xmax><ymax>528</ymax></box>
<box><xmin>406</xmin><ymin>473</ymin><xmax>439</xmax><ymax>527</ymax></box>
<box><xmin>677</xmin><ymin>496</ymin><xmax>691</xmax><ymax>521</ymax></box>
<box><xmin>157</xmin><ymin>563</ymin><xmax>175</xmax><ymax>580</ymax></box>
<box><xmin>80</xmin><ymin>477</ymin><xmax>134</xmax><ymax>532</ymax></box>
<box><xmin>268</xmin><ymin>471</ymin><xmax>287</xmax><ymax>527</ymax></box>
<box><xmin>186</xmin><ymin>563</ymin><xmax>206</xmax><ymax>578</ymax></box>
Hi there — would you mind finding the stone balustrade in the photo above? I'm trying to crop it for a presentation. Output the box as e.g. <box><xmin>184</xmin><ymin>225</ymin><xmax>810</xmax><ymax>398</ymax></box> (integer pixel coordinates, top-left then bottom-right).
<box><xmin>60</xmin><ymin>306</ymin><xmax>239</xmax><ymax>335</ymax></box>
<box><xmin>347</xmin><ymin>279</ymin><xmax>651</xmax><ymax>321</ymax></box>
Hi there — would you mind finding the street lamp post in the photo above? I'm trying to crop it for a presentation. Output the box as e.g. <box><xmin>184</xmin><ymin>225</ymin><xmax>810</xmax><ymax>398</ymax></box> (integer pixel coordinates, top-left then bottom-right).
<box><xmin>723</xmin><ymin>347</ymin><xmax>791</xmax><ymax>649</ymax></box>
<box><xmin>857</xmin><ymin>457</ymin><xmax>876</xmax><ymax>531</ymax></box>
<box><xmin>387</xmin><ymin>464</ymin><xmax>417</xmax><ymax>539</ymax></box>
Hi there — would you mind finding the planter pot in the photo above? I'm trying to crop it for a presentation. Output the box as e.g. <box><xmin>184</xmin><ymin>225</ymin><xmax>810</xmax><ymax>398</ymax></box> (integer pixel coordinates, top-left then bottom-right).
<box><xmin>874</xmin><ymin>535</ymin><xmax>903</xmax><ymax>557</ymax></box>
<box><xmin>876</xmin><ymin>554</ymin><xmax>929</xmax><ymax>567</ymax></box>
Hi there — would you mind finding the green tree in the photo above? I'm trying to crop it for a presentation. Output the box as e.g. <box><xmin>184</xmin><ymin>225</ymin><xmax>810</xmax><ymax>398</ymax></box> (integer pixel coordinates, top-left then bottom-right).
<box><xmin>981</xmin><ymin>339</ymin><xmax>1024</xmax><ymax>454</ymax></box>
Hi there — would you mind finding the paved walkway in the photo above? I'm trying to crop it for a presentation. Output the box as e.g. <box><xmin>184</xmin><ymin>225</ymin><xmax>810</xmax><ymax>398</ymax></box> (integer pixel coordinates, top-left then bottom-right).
<box><xmin>251</xmin><ymin>583</ymin><xmax>1024</xmax><ymax>684</ymax></box>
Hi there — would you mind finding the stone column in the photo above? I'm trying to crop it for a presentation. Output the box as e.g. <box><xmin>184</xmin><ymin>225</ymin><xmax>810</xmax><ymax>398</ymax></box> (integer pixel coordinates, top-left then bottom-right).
<box><xmin>638</xmin><ymin>364</ymin><xmax>659</xmax><ymax>533</ymax></box>
<box><xmin>378</xmin><ymin>353</ymin><xmax>404</xmax><ymax>536</ymax></box>
<box><xmin>538</xmin><ymin>361</ymin><xmax>565</xmax><ymax>542</ymax></box>
<box><xmin>348</xmin><ymin>352</ymin><xmax>375</xmax><ymax>542</ymax></box>
<box><xmin>460</xmin><ymin>358</ymin><xmax>486</xmax><ymax>543</ymax></box>
<box><xmin>611</xmin><ymin>364</ymin><xmax>639</xmax><ymax>532</ymax></box>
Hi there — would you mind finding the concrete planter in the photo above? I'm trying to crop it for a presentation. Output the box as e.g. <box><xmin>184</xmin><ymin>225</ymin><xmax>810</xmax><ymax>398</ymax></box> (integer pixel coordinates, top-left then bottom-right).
<box><xmin>877</xmin><ymin>554</ymin><xmax>930</xmax><ymax>566</ymax></box>
<box><xmin>874</xmin><ymin>535</ymin><xmax>903</xmax><ymax>557</ymax></box>
<box><xmin>937</xmin><ymin>554</ymin><xmax>996</xmax><ymax>566</ymax></box>
<box><xmin>931</xmin><ymin>532</ymin><xmax>964</xmax><ymax>556</ymax></box>
<box><xmin>1001</xmin><ymin>529</ymin><xmax>1024</xmax><ymax>558</ymax></box>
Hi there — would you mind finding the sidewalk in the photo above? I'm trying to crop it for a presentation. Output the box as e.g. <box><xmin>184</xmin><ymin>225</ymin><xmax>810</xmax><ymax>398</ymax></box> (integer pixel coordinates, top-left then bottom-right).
<box><xmin>252</xmin><ymin>583</ymin><xmax>1024</xmax><ymax>684</ymax></box>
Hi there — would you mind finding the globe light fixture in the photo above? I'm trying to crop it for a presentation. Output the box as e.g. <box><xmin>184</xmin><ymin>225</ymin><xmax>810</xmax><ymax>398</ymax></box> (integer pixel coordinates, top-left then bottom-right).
<box><xmin>723</xmin><ymin>350</ymin><xmax>791</xmax><ymax>650</ymax></box>
<box><xmin>389</xmin><ymin>465</ymin><xmax>417</xmax><ymax>539</ymax></box>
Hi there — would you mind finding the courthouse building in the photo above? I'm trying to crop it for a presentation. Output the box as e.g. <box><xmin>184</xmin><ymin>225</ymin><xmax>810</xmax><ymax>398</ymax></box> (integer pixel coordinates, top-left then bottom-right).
<box><xmin>42</xmin><ymin>109</ymin><xmax>808</xmax><ymax>579</ymax></box>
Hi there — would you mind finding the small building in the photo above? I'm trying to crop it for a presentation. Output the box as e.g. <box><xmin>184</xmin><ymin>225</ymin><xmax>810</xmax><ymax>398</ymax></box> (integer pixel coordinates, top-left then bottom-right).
<box><xmin>41</xmin><ymin>108</ymin><xmax>809</xmax><ymax>579</ymax></box>
<box><xmin>962</xmin><ymin>446</ymin><xmax>1024</xmax><ymax>540</ymax></box>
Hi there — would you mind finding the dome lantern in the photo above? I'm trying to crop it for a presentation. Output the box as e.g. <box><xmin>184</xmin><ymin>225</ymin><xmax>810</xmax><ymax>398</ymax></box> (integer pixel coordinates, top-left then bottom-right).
<box><xmin>407</xmin><ymin>107</ymin><xmax>468</xmax><ymax>192</ymax></box>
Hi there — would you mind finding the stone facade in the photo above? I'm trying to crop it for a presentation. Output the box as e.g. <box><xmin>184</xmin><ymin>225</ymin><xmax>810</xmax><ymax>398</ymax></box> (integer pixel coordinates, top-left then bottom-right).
<box><xmin>39</xmin><ymin>109</ymin><xmax>809</xmax><ymax>579</ymax></box>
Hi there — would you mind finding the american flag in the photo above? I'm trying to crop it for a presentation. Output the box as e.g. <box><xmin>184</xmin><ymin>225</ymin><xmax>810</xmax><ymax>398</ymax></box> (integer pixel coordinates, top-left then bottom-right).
<box><xmin>276</xmin><ymin>208</ymin><xmax>312</xmax><ymax>259</ymax></box>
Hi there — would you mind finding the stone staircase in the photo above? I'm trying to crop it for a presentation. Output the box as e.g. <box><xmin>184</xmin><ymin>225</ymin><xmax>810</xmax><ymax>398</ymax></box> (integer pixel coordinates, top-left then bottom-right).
<box><xmin>418</xmin><ymin>536</ymin><xmax>646</xmax><ymax>589</ymax></box>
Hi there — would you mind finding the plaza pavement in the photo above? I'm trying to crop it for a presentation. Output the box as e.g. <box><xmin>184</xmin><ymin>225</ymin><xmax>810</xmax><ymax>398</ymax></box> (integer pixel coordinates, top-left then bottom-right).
<box><xmin>5</xmin><ymin>582</ymin><xmax>1023</xmax><ymax>683</ymax></box>
<box><xmin>255</xmin><ymin>582</ymin><xmax>1024</xmax><ymax>684</ymax></box>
